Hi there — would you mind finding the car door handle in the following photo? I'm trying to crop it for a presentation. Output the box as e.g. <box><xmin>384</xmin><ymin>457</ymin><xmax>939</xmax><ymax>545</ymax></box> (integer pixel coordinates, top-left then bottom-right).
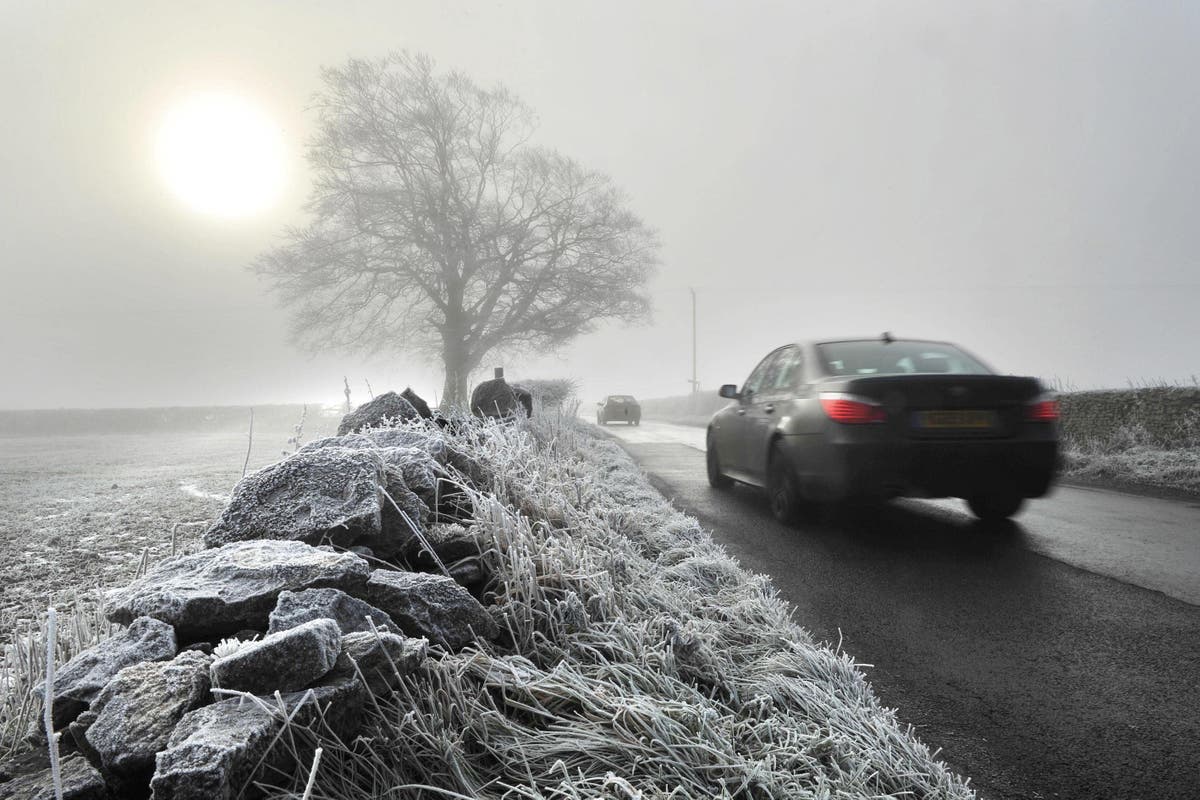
<box><xmin>764</xmin><ymin>404</ymin><xmax>775</xmax><ymax>414</ymax></box>
<box><xmin>737</xmin><ymin>408</ymin><xmax>746</xmax><ymax>415</ymax></box>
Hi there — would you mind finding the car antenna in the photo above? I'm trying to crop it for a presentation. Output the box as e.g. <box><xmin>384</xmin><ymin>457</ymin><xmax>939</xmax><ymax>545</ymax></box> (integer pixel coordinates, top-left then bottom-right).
<box><xmin>881</xmin><ymin>331</ymin><xmax>894</xmax><ymax>344</ymax></box>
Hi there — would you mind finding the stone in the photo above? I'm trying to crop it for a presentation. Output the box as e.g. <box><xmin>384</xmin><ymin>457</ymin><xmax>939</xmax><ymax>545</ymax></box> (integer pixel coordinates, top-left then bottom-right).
<box><xmin>0</xmin><ymin>753</ymin><xmax>107</xmax><ymax>800</ymax></box>
<box><xmin>104</xmin><ymin>540</ymin><xmax>369</xmax><ymax>641</ymax></box>
<box><xmin>447</xmin><ymin>556</ymin><xmax>487</xmax><ymax>587</ymax></box>
<box><xmin>363</xmin><ymin>570</ymin><xmax>497</xmax><ymax>650</ymax></box>
<box><xmin>303</xmin><ymin>428</ymin><xmax>450</xmax><ymax>466</ymax></box>
<box><xmin>348</xmin><ymin>545</ymin><xmax>375</xmax><ymax>560</ymax></box>
<box><xmin>433</xmin><ymin>479</ymin><xmax>476</xmax><ymax>525</ymax></box>
<box><xmin>511</xmin><ymin>384</ymin><xmax>534</xmax><ymax>417</ymax></box>
<box><xmin>402</xmin><ymin>522</ymin><xmax>483</xmax><ymax>567</ymax></box>
<box><xmin>400</xmin><ymin>387</ymin><xmax>433</xmax><ymax>419</ymax></box>
<box><xmin>354</xmin><ymin>446</ymin><xmax>439</xmax><ymax>559</ymax></box>
<box><xmin>75</xmin><ymin>650</ymin><xmax>212</xmax><ymax>780</ymax></box>
<box><xmin>203</xmin><ymin>448</ymin><xmax>385</xmax><ymax>549</ymax></box>
<box><xmin>289</xmin><ymin>438</ymin><xmax>442</xmax><ymax>558</ymax></box>
<box><xmin>470</xmin><ymin>377</ymin><xmax>521</xmax><ymax>419</ymax></box>
<box><xmin>267</xmin><ymin>588</ymin><xmax>397</xmax><ymax>636</ymax></box>
<box><xmin>295</xmin><ymin>431</ymin><xmax>481</xmax><ymax>524</ymax></box>
<box><xmin>210</xmin><ymin>619</ymin><xmax>341</xmax><ymax>695</ymax></box>
<box><xmin>374</xmin><ymin>479</ymin><xmax>427</xmax><ymax>559</ymax></box>
<box><xmin>365</xmin><ymin>428</ymin><xmax>488</xmax><ymax>494</ymax></box>
<box><xmin>330</xmin><ymin>631</ymin><xmax>427</xmax><ymax>695</ymax></box>
<box><xmin>148</xmin><ymin>680</ymin><xmax>365</xmax><ymax>800</ymax></box>
<box><xmin>35</xmin><ymin>616</ymin><xmax>176</xmax><ymax>729</ymax></box>
<box><xmin>382</xmin><ymin>447</ymin><xmax>439</xmax><ymax>500</ymax></box>
<box><xmin>336</xmin><ymin>391</ymin><xmax>419</xmax><ymax>435</ymax></box>
<box><xmin>368</xmin><ymin>428</ymin><xmax>450</xmax><ymax>463</ymax></box>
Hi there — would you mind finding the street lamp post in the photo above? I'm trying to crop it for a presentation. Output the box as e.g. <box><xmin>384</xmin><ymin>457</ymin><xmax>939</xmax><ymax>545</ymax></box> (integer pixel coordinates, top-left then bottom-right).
<box><xmin>689</xmin><ymin>287</ymin><xmax>699</xmax><ymax>395</ymax></box>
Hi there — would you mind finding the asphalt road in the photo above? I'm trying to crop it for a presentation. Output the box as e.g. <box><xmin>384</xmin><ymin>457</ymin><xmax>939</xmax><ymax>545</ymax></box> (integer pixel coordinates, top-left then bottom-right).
<box><xmin>602</xmin><ymin>420</ymin><xmax>1200</xmax><ymax>800</ymax></box>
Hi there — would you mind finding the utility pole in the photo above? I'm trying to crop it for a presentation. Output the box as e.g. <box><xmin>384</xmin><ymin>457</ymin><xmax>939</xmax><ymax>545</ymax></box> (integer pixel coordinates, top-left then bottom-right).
<box><xmin>689</xmin><ymin>287</ymin><xmax>699</xmax><ymax>395</ymax></box>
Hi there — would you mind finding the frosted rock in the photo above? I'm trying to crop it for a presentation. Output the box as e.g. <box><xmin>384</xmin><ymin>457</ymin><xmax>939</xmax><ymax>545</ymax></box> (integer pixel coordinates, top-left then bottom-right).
<box><xmin>35</xmin><ymin>616</ymin><xmax>176</xmax><ymax>729</ymax></box>
<box><xmin>104</xmin><ymin>540</ymin><xmax>369</xmax><ymax>640</ymax></box>
<box><xmin>75</xmin><ymin>650</ymin><xmax>212</xmax><ymax>780</ymax></box>
<box><xmin>337</xmin><ymin>391</ymin><xmax>419</xmax><ymax>435</ymax></box>
<box><xmin>331</xmin><ymin>630</ymin><xmax>427</xmax><ymax>695</ymax></box>
<box><xmin>402</xmin><ymin>522</ymin><xmax>483</xmax><ymax>567</ymax></box>
<box><xmin>267</xmin><ymin>588</ymin><xmax>397</xmax><ymax>635</ymax></box>
<box><xmin>210</xmin><ymin>619</ymin><xmax>340</xmax><ymax>695</ymax></box>
<box><xmin>364</xmin><ymin>570</ymin><xmax>497</xmax><ymax>649</ymax></box>
<box><xmin>203</xmin><ymin>448</ymin><xmax>385</xmax><ymax>549</ymax></box>
<box><xmin>0</xmin><ymin>753</ymin><xmax>107</xmax><ymax>800</ymax></box>
<box><xmin>149</xmin><ymin>680</ymin><xmax>365</xmax><ymax>800</ymax></box>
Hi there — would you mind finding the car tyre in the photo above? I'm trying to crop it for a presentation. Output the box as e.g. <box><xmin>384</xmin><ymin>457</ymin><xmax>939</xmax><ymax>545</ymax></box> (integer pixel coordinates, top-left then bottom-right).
<box><xmin>706</xmin><ymin>434</ymin><xmax>733</xmax><ymax>489</ymax></box>
<box><xmin>967</xmin><ymin>492</ymin><xmax>1025</xmax><ymax>522</ymax></box>
<box><xmin>767</xmin><ymin>443</ymin><xmax>807</xmax><ymax>524</ymax></box>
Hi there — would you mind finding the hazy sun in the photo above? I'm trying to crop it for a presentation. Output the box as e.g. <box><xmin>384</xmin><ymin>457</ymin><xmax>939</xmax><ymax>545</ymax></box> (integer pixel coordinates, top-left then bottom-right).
<box><xmin>155</xmin><ymin>92</ymin><xmax>285</xmax><ymax>217</ymax></box>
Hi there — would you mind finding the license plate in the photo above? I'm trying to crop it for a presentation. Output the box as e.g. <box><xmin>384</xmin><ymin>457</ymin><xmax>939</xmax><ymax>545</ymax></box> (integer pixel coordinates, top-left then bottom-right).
<box><xmin>914</xmin><ymin>409</ymin><xmax>997</xmax><ymax>429</ymax></box>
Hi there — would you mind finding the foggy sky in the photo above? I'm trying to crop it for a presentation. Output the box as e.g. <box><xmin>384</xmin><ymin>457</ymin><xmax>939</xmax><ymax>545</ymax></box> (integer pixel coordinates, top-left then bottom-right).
<box><xmin>3</xmin><ymin>1</ymin><xmax>1198</xmax><ymax>410</ymax></box>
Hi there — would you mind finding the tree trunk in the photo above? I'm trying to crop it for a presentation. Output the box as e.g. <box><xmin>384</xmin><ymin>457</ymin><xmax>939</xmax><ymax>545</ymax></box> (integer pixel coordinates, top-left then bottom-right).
<box><xmin>440</xmin><ymin>335</ymin><xmax>474</xmax><ymax>411</ymax></box>
<box><xmin>440</xmin><ymin>365</ymin><xmax>470</xmax><ymax>411</ymax></box>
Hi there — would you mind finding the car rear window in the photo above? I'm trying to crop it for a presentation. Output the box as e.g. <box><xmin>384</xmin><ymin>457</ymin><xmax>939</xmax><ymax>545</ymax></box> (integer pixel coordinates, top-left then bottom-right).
<box><xmin>609</xmin><ymin>395</ymin><xmax>637</xmax><ymax>403</ymax></box>
<box><xmin>817</xmin><ymin>341</ymin><xmax>991</xmax><ymax>376</ymax></box>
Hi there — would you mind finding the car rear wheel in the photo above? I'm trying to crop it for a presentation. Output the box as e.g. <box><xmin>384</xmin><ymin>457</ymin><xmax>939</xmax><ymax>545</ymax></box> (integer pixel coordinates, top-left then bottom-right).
<box><xmin>706</xmin><ymin>434</ymin><xmax>733</xmax><ymax>489</ymax></box>
<box><xmin>967</xmin><ymin>492</ymin><xmax>1025</xmax><ymax>521</ymax></box>
<box><xmin>767</xmin><ymin>443</ymin><xmax>805</xmax><ymax>524</ymax></box>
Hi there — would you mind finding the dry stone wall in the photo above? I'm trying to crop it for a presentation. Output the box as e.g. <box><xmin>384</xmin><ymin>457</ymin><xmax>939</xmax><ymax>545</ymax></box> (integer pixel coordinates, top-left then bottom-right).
<box><xmin>6</xmin><ymin>385</ymin><xmax>525</xmax><ymax>800</ymax></box>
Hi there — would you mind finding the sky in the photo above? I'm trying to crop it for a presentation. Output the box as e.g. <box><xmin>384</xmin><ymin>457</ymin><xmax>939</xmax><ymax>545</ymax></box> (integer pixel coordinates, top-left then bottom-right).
<box><xmin>2</xmin><ymin>0</ymin><xmax>1198</xmax><ymax>410</ymax></box>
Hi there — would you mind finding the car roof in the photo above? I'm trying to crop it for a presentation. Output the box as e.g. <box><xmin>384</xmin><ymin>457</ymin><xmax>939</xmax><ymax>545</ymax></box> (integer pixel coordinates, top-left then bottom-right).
<box><xmin>807</xmin><ymin>336</ymin><xmax>957</xmax><ymax>347</ymax></box>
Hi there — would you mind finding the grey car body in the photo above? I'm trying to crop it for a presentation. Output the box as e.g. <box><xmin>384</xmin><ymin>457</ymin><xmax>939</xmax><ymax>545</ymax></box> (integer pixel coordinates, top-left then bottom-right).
<box><xmin>598</xmin><ymin>395</ymin><xmax>641</xmax><ymax>425</ymax></box>
<box><xmin>706</xmin><ymin>337</ymin><xmax>1060</xmax><ymax>521</ymax></box>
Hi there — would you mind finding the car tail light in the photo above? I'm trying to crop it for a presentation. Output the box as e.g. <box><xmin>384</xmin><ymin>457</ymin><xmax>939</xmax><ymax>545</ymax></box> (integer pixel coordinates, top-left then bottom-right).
<box><xmin>819</xmin><ymin>393</ymin><xmax>887</xmax><ymax>424</ymax></box>
<box><xmin>1024</xmin><ymin>395</ymin><xmax>1060</xmax><ymax>422</ymax></box>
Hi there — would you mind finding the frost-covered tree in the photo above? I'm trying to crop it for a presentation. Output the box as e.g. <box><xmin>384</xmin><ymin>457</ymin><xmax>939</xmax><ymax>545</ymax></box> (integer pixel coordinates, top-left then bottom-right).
<box><xmin>254</xmin><ymin>54</ymin><xmax>659</xmax><ymax>406</ymax></box>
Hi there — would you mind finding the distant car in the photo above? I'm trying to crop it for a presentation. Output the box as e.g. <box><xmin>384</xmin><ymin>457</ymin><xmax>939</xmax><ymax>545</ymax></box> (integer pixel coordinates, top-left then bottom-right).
<box><xmin>598</xmin><ymin>395</ymin><xmax>641</xmax><ymax>426</ymax></box>
<box><xmin>706</xmin><ymin>336</ymin><xmax>1060</xmax><ymax>522</ymax></box>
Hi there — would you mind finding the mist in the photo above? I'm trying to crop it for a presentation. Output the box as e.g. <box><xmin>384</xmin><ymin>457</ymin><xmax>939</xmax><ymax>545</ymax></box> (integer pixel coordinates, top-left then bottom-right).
<box><xmin>3</xmin><ymin>0</ymin><xmax>1198</xmax><ymax>409</ymax></box>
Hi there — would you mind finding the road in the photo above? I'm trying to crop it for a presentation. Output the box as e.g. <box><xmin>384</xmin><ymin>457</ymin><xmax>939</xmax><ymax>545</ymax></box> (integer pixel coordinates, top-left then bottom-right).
<box><xmin>601</xmin><ymin>420</ymin><xmax>1200</xmax><ymax>800</ymax></box>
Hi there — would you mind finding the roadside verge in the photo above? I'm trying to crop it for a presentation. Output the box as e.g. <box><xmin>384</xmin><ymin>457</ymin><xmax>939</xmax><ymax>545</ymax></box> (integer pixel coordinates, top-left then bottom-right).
<box><xmin>3</xmin><ymin>408</ymin><xmax>977</xmax><ymax>798</ymax></box>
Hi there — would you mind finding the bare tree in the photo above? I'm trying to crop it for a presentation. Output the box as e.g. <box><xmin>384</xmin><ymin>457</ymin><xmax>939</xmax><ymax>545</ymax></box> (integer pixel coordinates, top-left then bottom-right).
<box><xmin>254</xmin><ymin>54</ymin><xmax>659</xmax><ymax>406</ymax></box>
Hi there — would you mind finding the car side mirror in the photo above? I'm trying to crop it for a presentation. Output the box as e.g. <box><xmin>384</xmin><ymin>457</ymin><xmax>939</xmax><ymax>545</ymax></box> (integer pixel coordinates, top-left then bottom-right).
<box><xmin>718</xmin><ymin>384</ymin><xmax>740</xmax><ymax>399</ymax></box>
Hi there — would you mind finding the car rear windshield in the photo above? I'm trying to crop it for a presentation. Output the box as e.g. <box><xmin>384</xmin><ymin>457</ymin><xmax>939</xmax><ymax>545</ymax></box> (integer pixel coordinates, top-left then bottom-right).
<box><xmin>608</xmin><ymin>395</ymin><xmax>637</xmax><ymax>403</ymax></box>
<box><xmin>816</xmin><ymin>341</ymin><xmax>991</xmax><ymax>377</ymax></box>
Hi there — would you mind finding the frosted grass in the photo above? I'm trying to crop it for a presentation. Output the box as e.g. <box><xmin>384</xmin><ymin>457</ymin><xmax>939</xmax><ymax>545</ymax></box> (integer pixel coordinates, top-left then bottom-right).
<box><xmin>270</xmin><ymin>409</ymin><xmax>976</xmax><ymax>799</ymax></box>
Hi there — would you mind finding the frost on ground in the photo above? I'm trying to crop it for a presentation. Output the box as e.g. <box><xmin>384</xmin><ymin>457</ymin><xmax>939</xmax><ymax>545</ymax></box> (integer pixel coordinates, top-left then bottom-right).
<box><xmin>0</xmin><ymin>430</ymin><xmax>302</xmax><ymax>646</ymax></box>
<box><xmin>178</xmin><ymin>483</ymin><xmax>230</xmax><ymax>502</ymax></box>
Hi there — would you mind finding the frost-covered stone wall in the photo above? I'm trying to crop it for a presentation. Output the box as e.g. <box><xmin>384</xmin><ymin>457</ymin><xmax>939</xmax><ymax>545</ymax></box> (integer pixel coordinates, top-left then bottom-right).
<box><xmin>12</xmin><ymin>387</ymin><xmax>515</xmax><ymax>800</ymax></box>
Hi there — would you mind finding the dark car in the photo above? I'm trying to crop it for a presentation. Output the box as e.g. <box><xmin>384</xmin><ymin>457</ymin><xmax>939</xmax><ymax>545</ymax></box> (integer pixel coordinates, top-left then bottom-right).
<box><xmin>597</xmin><ymin>395</ymin><xmax>641</xmax><ymax>425</ymax></box>
<box><xmin>706</xmin><ymin>336</ymin><xmax>1060</xmax><ymax>521</ymax></box>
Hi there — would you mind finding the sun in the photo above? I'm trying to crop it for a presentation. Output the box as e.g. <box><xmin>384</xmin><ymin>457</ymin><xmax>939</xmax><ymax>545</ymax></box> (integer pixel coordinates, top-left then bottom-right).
<box><xmin>155</xmin><ymin>91</ymin><xmax>285</xmax><ymax>218</ymax></box>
